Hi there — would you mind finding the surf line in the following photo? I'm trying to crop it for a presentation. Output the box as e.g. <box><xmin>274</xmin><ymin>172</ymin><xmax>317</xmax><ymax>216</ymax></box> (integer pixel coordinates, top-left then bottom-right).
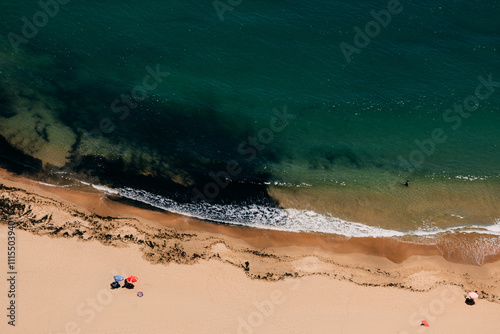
<box><xmin>192</xmin><ymin>106</ymin><xmax>296</xmax><ymax>202</ymax></box>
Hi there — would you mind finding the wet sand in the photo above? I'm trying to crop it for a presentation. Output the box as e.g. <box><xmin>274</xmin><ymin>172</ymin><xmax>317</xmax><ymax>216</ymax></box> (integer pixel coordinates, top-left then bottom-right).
<box><xmin>1</xmin><ymin>168</ymin><xmax>500</xmax><ymax>333</ymax></box>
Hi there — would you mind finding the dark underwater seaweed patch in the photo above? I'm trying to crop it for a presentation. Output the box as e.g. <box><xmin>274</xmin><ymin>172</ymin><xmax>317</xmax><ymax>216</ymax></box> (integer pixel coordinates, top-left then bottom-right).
<box><xmin>0</xmin><ymin>135</ymin><xmax>43</xmax><ymax>174</ymax></box>
<box><xmin>0</xmin><ymin>54</ymin><xmax>288</xmax><ymax>208</ymax></box>
<box><xmin>34</xmin><ymin>121</ymin><xmax>49</xmax><ymax>142</ymax></box>
<box><xmin>0</xmin><ymin>88</ymin><xmax>15</xmax><ymax>119</ymax></box>
<box><xmin>71</xmin><ymin>154</ymin><xmax>278</xmax><ymax>207</ymax></box>
<box><xmin>41</xmin><ymin>66</ymin><xmax>281</xmax><ymax>205</ymax></box>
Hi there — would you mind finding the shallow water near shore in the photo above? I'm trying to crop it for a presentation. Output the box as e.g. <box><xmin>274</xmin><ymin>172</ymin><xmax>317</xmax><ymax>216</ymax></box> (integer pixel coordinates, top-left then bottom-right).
<box><xmin>0</xmin><ymin>0</ymin><xmax>500</xmax><ymax>260</ymax></box>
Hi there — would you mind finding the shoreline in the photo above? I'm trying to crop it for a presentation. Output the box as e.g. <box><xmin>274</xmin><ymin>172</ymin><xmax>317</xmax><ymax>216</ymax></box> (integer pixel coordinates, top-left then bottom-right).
<box><xmin>1</xmin><ymin>167</ymin><xmax>500</xmax><ymax>332</ymax></box>
<box><xmin>1</xmin><ymin>168</ymin><xmax>500</xmax><ymax>284</ymax></box>
<box><xmin>1</xmin><ymin>168</ymin><xmax>500</xmax><ymax>266</ymax></box>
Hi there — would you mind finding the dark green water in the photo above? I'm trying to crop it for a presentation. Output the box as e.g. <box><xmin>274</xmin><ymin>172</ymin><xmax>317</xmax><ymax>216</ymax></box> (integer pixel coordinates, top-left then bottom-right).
<box><xmin>1</xmin><ymin>0</ymin><xmax>500</xmax><ymax>260</ymax></box>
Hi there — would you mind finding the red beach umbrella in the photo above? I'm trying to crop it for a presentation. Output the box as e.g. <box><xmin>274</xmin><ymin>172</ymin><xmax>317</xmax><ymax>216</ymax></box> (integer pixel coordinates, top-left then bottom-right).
<box><xmin>127</xmin><ymin>276</ymin><xmax>138</xmax><ymax>283</ymax></box>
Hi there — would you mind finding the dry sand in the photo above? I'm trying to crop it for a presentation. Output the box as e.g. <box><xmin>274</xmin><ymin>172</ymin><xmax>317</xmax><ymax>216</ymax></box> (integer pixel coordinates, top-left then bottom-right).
<box><xmin>1</xmin><ymin>169</ymin><xmax>500</xmax><ymax>333</ymax></box>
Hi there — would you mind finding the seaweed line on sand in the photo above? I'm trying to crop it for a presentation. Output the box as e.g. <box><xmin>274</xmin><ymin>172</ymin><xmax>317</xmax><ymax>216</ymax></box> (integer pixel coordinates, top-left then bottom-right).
<box><xmin>1</xmin><ymin>183</ymin><xmax>499</xmax><ymax>304</ymax></box>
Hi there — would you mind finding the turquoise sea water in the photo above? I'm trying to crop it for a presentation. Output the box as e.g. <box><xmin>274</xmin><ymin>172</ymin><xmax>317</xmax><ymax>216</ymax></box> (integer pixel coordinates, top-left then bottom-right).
<box><xmin>1</xmin><ymin>0</ymin><xmax>500</xmax><ymax>261</ymax></box>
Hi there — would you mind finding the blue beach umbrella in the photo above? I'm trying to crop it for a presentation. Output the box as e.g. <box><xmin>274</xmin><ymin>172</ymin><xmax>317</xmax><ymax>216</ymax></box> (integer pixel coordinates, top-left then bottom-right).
<box><xmin>114</xmin><ymin>275</ymin><xmax>125</xmax><ymax>282</ymax></box>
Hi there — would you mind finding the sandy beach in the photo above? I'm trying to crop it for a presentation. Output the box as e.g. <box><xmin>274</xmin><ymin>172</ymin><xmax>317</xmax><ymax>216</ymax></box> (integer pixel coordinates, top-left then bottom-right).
<box><xmin>1</xmin><ymin>168</ymin><xmax>500</xmax><ymax>333</ymax></box>
<box><xmin>2</xmin><ymin>1</ymin><xmax>500</xmax><ymax>333</ymax></box>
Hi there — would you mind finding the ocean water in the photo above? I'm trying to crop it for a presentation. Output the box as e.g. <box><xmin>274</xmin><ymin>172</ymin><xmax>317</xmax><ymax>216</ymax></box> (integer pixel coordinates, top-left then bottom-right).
<box><xmin>1</xmin><ymin>0</ymin><xmax>500</xmax><ymax>261</ymax></box>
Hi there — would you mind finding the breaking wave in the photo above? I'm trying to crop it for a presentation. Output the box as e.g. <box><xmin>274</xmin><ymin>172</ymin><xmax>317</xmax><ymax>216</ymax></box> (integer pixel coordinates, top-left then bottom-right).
<box><xmin>86</xmin><ymin>183</ymin><xmax>500</xmax><ymax>239</ymax></box>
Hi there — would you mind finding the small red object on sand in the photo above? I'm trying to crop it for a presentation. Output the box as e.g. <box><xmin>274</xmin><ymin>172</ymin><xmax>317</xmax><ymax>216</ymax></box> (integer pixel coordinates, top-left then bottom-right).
<box><xmin>127</xmin><ymin>276</ymin><xmax>138</xmax><ymax>283</ymax></box>
<box><xmin>421</xmin><ymin>320</ymin><xmax>429</xmax><ymax>327</ymax></box>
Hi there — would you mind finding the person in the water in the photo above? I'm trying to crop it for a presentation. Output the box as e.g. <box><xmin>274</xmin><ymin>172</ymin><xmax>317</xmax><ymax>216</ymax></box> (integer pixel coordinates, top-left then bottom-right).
<box><xmin>405</xmin><ymin>180</ymin><xmax>409</xmax><ymax>187</ymax></box>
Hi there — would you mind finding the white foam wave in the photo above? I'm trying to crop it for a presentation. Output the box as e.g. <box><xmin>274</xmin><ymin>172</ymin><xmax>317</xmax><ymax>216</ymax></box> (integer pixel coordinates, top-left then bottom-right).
<box><xmin>85</xmin><ymin>184</ymin><xmax>500</xmax><ymax>239</ymax></box>
<box><xmin>36</xmin><ymin>181</ymin><xmax>71</xmax><ymax>188</ymax></box>
<box><xmin>89</xmin><ymin>183</ymin><xmax>121</xmax><ymax>195</ymax></box>
<box><xmin>263</xmin><ymin>181</ymin><xmax>312</xmax><ymax>187</ymax></box>
<box><xmin>437</xmin><ymin>235</ymin><xmax>500</xmax><ymax>265</ymax></box>
<box><xmin>454</xmin><ymin>175</ymin><xmax>488</xmax><ymax>181</ymax></box>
